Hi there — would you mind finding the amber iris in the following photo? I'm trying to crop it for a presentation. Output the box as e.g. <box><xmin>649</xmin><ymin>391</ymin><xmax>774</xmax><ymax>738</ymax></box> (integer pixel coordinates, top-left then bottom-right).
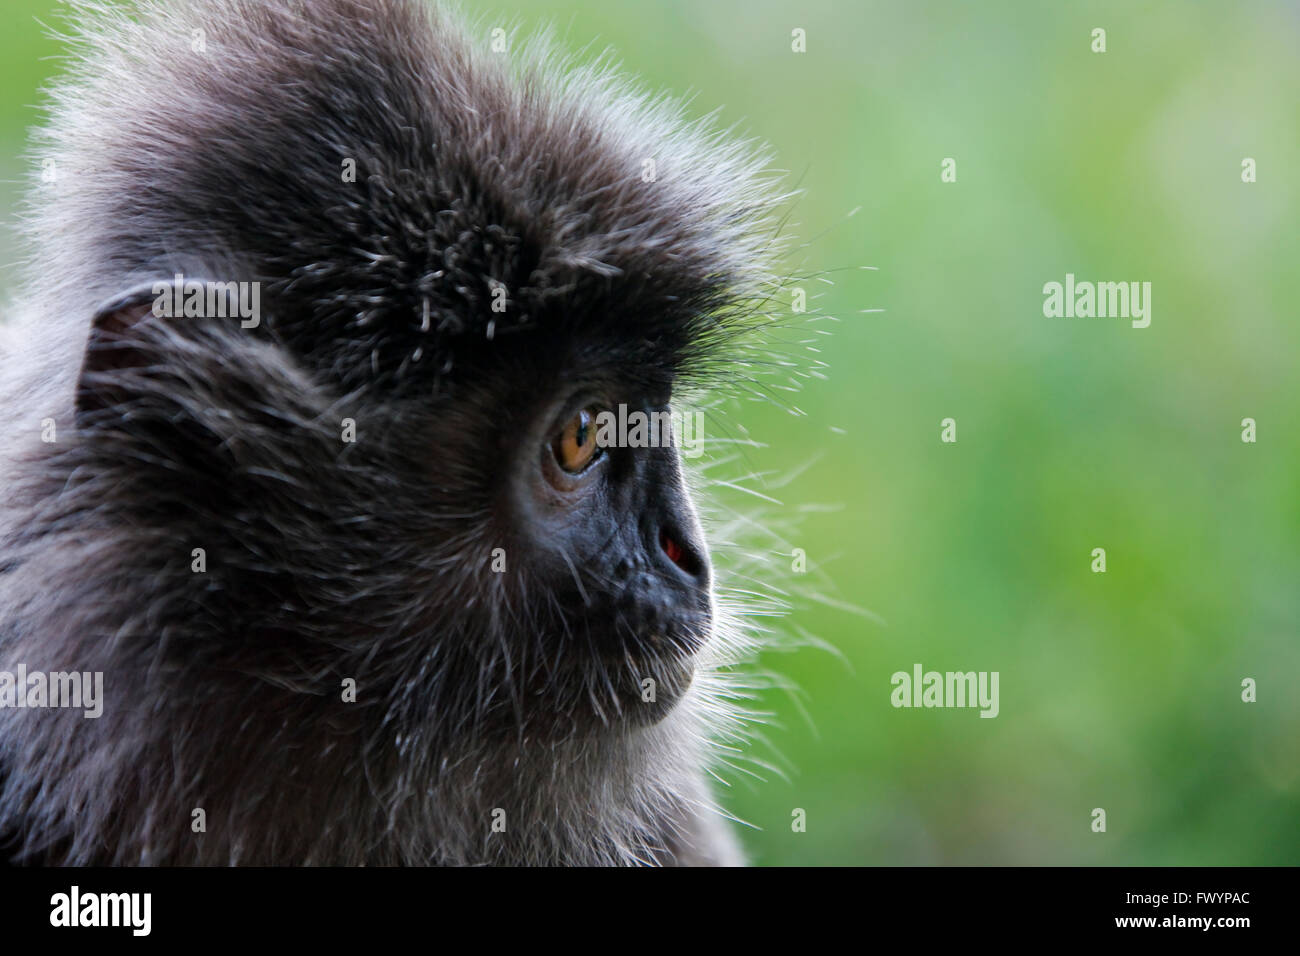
<box><xmin>552</xmin><ymin>408</ymin><xmax>602</xmax><ymax>473</ymax></box>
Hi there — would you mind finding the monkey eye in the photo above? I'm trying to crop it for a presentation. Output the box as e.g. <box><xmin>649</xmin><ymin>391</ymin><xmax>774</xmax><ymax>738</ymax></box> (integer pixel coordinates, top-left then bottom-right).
<box><xmin>551</xmin><ymin>407</ymin><xmax>603</xmax><ymax>473</ymax></box>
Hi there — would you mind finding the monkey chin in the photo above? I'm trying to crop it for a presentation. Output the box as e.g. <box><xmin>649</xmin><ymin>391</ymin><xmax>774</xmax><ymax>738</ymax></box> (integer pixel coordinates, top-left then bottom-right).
<box><xmin>540</xmin><ymin>625</ymin><xmax>707</xmax><ymax>734</ymax></box>
<box><xmin>615</xmin><ymin>646</ymin><xmax>699</xmax><ymax>729</ymax></box>
<box><xmin>600</xmin><ymin>608</ymin><xmax>713</xmax><ymax>729</ymax></box>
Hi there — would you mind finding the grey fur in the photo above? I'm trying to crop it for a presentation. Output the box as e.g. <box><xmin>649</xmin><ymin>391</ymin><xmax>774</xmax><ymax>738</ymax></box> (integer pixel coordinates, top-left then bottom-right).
<box><xmin>0</xmin><ymin>0</ymin><xmax>787</xmax><ymax>865</ymax></box>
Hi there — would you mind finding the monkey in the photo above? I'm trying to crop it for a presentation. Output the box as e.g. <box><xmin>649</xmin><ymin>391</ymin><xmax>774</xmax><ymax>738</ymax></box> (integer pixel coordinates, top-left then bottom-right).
<box><xmin>0</xmin><ymin>0</ymin><xmax>789</xmax><ymax>865</ymax></box>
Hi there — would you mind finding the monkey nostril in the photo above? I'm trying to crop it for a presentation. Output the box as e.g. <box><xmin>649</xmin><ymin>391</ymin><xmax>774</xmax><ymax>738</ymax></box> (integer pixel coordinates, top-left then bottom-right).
<box><xmin>659</xmin><ymin>527</ymin><xmax>703</xmax><ymax>579</ymax></box>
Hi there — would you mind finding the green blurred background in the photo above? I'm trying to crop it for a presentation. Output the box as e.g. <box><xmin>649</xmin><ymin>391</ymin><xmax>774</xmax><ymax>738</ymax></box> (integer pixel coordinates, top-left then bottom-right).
<box><xmin>1</xmin><ymin>1</ymin><xmax>1296</xmax><ymax>865</ymax></box>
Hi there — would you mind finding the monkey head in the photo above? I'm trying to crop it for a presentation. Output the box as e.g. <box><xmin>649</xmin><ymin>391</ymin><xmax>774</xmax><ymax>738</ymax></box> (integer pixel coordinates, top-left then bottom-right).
<box><xmin>32</xmin><ymin>0</ymin><xmax>787</xmax><ymax>753</ymax></box>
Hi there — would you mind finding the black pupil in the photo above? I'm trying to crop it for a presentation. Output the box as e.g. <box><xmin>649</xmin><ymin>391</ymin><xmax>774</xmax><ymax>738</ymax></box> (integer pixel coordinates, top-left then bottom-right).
<box><xmin>574</xmin><ymin>413</ymin><xmax>589</xmax><ymax>448</ymax></box>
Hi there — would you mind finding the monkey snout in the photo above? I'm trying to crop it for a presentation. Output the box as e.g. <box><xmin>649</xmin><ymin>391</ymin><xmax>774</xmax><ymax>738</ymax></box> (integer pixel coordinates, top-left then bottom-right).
<box><xmin>607</xmin><ymin>563</ymin><xmax>713</xmax><ymax>659</ymax></box>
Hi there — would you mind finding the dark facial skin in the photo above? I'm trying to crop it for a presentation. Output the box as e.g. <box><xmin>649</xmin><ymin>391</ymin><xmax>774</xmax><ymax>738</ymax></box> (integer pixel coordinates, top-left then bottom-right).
<box><xmin>427</xmin><ymin>331</ymin><xmax>715</xmax><ymax>734</ymax></box>
<box><xmin>516</xmin><ymin>388</ymin><xmax>713</xmax><ymax>726</ymax></box>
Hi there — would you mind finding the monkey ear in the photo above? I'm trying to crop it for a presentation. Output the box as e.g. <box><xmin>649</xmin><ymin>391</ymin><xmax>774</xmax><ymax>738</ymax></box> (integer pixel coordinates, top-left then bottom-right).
<box><xmin>75</xmin><ymin>281</ymin><xmax>170</xmax><ymax>419</ymax></box>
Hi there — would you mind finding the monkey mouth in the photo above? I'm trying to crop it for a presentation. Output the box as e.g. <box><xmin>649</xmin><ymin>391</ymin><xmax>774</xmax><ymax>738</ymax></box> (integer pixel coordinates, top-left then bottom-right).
<box><xmin>612</xmin><ymin>639</ymin><xmax>701</xmax><ymax>674</ymax></box>
<box><xmin>635</xmin><ymin>621</ymin><xmax>711</xmax><ymax>657</ymax></box>
<box><xmin>607</xmin><ymin>624</ymin><xmax>710</xmax><ymax>678</ymax></box>
<box><xmin>607</xmin><ymin>593</ymin><xmax>713</xmax><ymax>655</ymax></box>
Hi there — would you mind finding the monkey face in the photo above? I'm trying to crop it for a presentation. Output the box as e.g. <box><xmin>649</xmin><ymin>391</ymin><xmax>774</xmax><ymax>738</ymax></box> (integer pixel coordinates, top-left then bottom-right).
<box><xmin>391</xmin><ymin>333</ymin><xmax>717</xmax><ymax>736</ymax></box>
<box><xmin>511</xmin><ymin>388</ymin><xmax>714</xmax><ymax>727</ymax></box>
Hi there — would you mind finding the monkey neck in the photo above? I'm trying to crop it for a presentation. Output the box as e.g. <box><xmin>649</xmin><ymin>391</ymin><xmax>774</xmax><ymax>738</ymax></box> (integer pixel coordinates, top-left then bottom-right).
<box><xmin>0</xmin><ymin>637</ymin><xmax>715</xmax><ymax>865</ymax></box>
